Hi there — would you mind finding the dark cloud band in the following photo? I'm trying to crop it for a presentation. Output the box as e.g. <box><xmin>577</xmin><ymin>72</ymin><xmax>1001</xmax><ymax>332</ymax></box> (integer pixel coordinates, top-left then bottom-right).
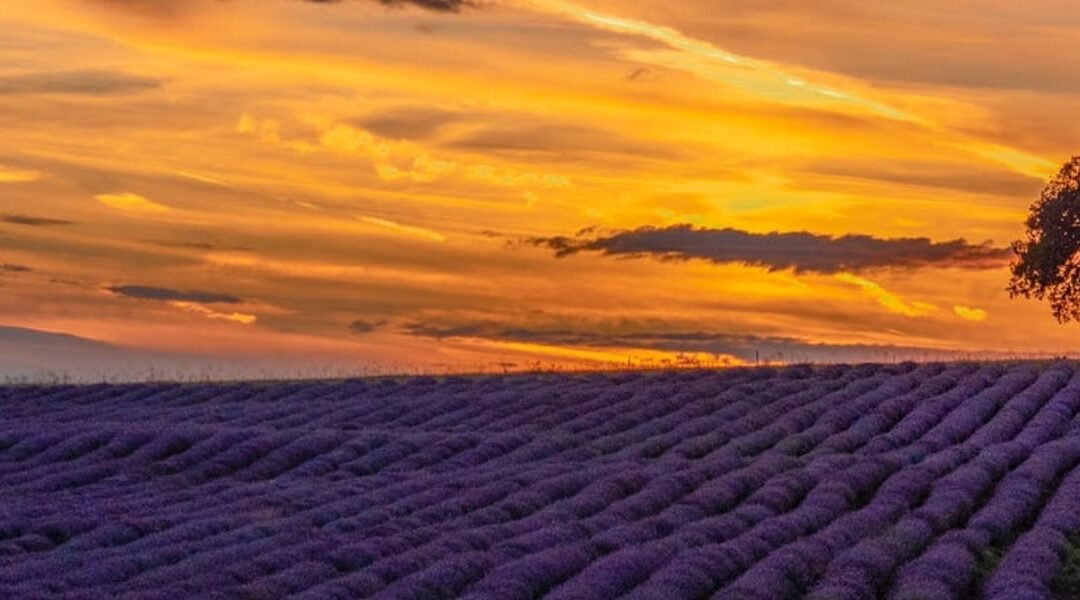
<box><xmin>1</xmin><ymin>214</ymin><xmax>75</xmax><ymax>227</ymax></box>
<box><xmin>404</xmin><ymin>320</ymin><xmax>966</xmax><ymax>363</ymax></box>
<box><xmin>0</xmin><ymin>71</ymin><xmax>161</xmax><ymax>96</ymax></box>
<box><xmin>349</xmin><ymin>319</ymin><xmax>387</xmax><ymax>334</ymax></box>
<box><xmin>307</xmin><ymin>0</ymin><xmax>471</xmax><ymax>10</ymax></box>
<box><xmin>522</xmin><ymin>224</ymin><xmax>1012</xmax><ymax>274</ymax></box>
<box><xmin>89</xmin><ymin>0</ymin><xmax>472</xmax><ymax>15</ymax></box>
<box><xmin>107</xmin><ymin>285</ymin><xmax>243</xmax><ymax>304</ymax></box>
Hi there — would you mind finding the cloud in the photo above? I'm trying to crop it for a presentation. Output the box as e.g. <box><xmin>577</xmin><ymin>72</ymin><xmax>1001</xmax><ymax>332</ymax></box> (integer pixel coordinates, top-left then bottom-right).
<box><xmin>357</xmin><ymin>107</ymin><xmax>467</xmax><ymax>141</ymax></box>
<box><xmin>0</xmin><ymin>70</ymin><xmax>162</xmax><ymax>95</ymax></box>
<box><xmin>87</xmin><ymin>0</ymin><xmax>473</xmax><ymax>16</ymax></box>
<box><xmin>509</xmin><ymin>0</ymin><xmax>1055</xmax><ymax>180</ymax></box>
<box><xmin>445</xmin><ymin>120</ymin><xmax>679</xmax><ymax>161</ymax></box>
<box><xmin>358</xmin><ymin>216</ymin><xmax>447</xmax><ymax>242</ymax></box>
<box><xmin>1</xmin><ymin>264</ymin><xmax>32</xmax><ymax>273</ymax></box>
<box><xmin>83</xmin><ymin>0</ymin><xmax>189</xmax><ymax>16</ymax></box>
<box><xmin>238</xmin><ymin>114</ymin><xmax>570</xmax><ymax>189</ymax></box>
<box><xmin>523</xmin><ymin>224</ymin><xmax>1012</xmax><ymax>274</ymax></box>
<box><xmin>0</xmin><ymin>165</ymin><xmax>41</xmax><ymax>183</ymax></box>
<box><xmin>349</xmin><ymin>319</ymin><xmax>387</xmax><ymax>334</ymax></box>
<box><xmin>801</xmin><ymin>159</ymin><xmax>1044</xmax><ymax>196</ymax></box>
<box><xmin>107</xmin><ymin>285</ymin><xmax>243</xmax><ymax>304</ymax></box>
<box><xmin>954</xmin><ymin>305</ymin><xmax>989</xmax><ymax>322</ymax></box>
<box><xmin>96</xmin><ymin>192</ymin><xmax>171</xmax><ymax>214</ymax></box>
<box><xmin>1</xmin><ymin>214</ymin><xmax>75</xmax><ymax>227</ymax></box>
<box><xmin>626</xmin><ymin>67</ymin><xmax>660</xmax><ymax>82</ymax></box>
<box><xmin>402</xmin><ymin>320</ymin><xmax>968</xmax><ymax>363</ymax></box>
<box><xmin>169</xmin><ymin>301</ymin><xmax>257</xmax><ymax>325</ymax></box>
<box><xmin>834</xmin><ymin>273</ymin><xmax>938</xmax><ymax>318</ymax></box>
<box><xmin>172</xmin><ymin>170</ymin><xmax>228</xmax><ymax>186</ymax></box>
<box><xmin>154</xmin><ymin>240</ymin><xmax>253</xmax><ymax>252</ymax></box>
<box><xmin>518</xmin><ymin>0</ymin><xmax>912</xmax><ymax>122</ymax></box>
<box><xmin>309</xmin><ymin>0</ymin><xmax>472</xmax><ymax>10</ymax></box>
<box><xmin>356</xmin><ymin>108</ymin><xmax>666</xmax><ymax>164</ymax></box>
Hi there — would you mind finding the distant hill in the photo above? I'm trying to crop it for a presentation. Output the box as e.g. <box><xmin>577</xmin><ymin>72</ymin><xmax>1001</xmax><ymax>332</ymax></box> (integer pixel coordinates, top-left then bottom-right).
<box><xmin>0</xmin><ymin>325</ymin><xmax>132</xmax><ymax>381</ymax></box>
<box><xmin>0</xmin><ymin>324</ymin><xmax>370</xmax><ymax>383</ymax></box>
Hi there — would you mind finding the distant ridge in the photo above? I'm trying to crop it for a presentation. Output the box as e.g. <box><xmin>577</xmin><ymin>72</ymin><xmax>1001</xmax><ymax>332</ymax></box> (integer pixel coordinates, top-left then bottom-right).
<box><xmin>0</xmin><ymin>324</ymin><xmax>117</xmax><ymax>349</ymax></box>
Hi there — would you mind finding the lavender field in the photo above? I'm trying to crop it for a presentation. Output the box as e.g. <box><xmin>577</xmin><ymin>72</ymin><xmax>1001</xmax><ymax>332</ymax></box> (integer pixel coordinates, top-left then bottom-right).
<box><xmin>3</xmin><ymin>362</ymin><xmax>1080</xmax><ymax>599</ymax></box>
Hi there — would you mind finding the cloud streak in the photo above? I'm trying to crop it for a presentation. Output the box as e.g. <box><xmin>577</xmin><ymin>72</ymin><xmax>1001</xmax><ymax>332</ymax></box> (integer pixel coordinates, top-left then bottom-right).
<box><xmin>0</xmin><ymin>165</ymin><xmax>42</xmax><ymax>183</ymax></box>
<box><xmin>0</xmin><ymin>70</ymin><xmax>161</xmax><ymax>96</ymax></box>
<box><xmin>349</xmin><ymin>319</ymin><xmax>387</xmax><ymax>334</ymax></box>
<box><xmin>1</xmin><ymin>214</ymin><xmax>75</xmax><ymax>227</ymax></box>
<box><xmin>169</xmin><ymin>301</ymin><xmax>257</xmax><ymax>325</ymax></box>
<box><xmin>834</xmin><ymin>273</ymin><xmax>938</xmax><ymax>317</ymax></box>
<box><xmin>523</xmin><ymin>224</ymin><xmax>1012</xmax><ymax>274</ymax></box>
<box><xmin>403</xmin><ymin>320</ymin><xmax>967</xmax><ymax>363</ymax></box>
<box><xmin>954</xmin><ymin>305</ymin><xmax>989</xmax><ymax>322</ymax></box>
<box><xmin>514</xmin><ymin>0</ymin><xmax>1057</xmax><ymax>180</ymax></box>
<box><xmin>307</xmin><ymin>0</ymin><xmax>472</xmax><ymax>10</ymax></box>
<box><xmin>107</xmin><ymin>285</ymin><xmax>243</xmax><ymax>304</ymax></box>
<box><xmin>96</xmin><ymin>192</ymin><xmax>170</xmax><ymax>214</ymax></box>
<box><xmin>87</xmin><ymin>0</ymin><xmax>473</xmax><ymax>15</ymax></box>
<box><xmin>358</xmin><ymin>216</ymin><xmax>447</xmax><ymax>242</ymax></box>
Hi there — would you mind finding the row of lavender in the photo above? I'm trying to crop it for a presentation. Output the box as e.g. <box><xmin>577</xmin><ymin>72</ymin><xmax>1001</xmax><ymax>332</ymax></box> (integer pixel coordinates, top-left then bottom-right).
<box><xmin>1</xmin><ymin>363</ymin><xmax>1079</xmax><ymax>598</ymax></box>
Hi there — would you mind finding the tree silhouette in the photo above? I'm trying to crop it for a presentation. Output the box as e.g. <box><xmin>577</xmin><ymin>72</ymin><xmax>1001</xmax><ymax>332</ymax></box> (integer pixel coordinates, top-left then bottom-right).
<box><xmin>1009</xmin><ymin>157</ymin><xmax>1080</xmax><ymax>322</ymax></box>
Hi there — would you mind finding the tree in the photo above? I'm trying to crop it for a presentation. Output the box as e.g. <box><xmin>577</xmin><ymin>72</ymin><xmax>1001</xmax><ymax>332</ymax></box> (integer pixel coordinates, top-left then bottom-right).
<box><xmin>1009</xmin><ymin>157</ymin><xmax>1080</xmax><ymax>322</ymax></box>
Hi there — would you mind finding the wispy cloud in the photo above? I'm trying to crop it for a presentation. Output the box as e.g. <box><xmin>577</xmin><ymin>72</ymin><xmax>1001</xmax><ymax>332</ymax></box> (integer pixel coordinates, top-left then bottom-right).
<box><xmin>0</xmin><ymin>165</ymin><xmax>41</xmax><ymax>183</ymax></box>
<box><xmin>201</xmin><ymin>252</ymin><xmax>464</xmax><ymax>286</ymax></box>
<box><xmin>513</xmin><ymin>0</ymin><xmax>1057</xmax><ymax>179</ymax></box>
<box><xmin>238</xmin><ymin>115</ymin><xmax>570</xmax><ymax>189</ymax></box>
<box><xmin>106</xmin><ymin>284</ymin><xmax>254</xmax><ymax>323</ymax></box>
<box><xmin>1</xmin><ymin>214</ymin><xmax>74</xmax><ymax>227</ymax></box>
<box><xmin>169</xmin><ymin>301</ymin><xmax>257</xmax><ymax>325</ymax></box>
<box><xmin>154</xmin><ymin>240</ymin><xmax>252</xmax><ymax>253</ymax></box>
<box><xmin>954</xmin><ymin>305</ymin><xmax>989</xmax><ymax>322</ymax></box>
<box><xmin>514</xmin><ymin>0</ymin><xmax>913</xmax><ymax>120</ymax></box>
<box><xmin>349</xmin><ymin>319</ymin><xmax>387</xmax><ymax>334</ymax></box>
<box><xmin>523</xmin><ymin>224</ymin><xmax>1012</xmax><ymax>274</ymax></box>
<box><xmin>358</xmin><ymin>216</ymin><xmax>447</xmax><ymax>242</ymax></box>
<box><xmin>96</xmin><ymin>193</ymin><xmax>170</xmax><ymax>214</ymax></box>
<box><xmin>0</xmin><ymin>70</ymin><xmax>161</xmax><ymax>96</ymax></box>
<box><xmin>172</xmin><ymin>170</ymin><xmax>228</xmax><ymax>186</ymax></box>
<box><xmin>307</xmin><ymin>0</ymin><xmax>472</xmax><ymax>10</ymax></box>
<box><xmin>834</xmin><ymin>273</ymin><xmax>938</xmax><ymax>318</ymax></box>
<box><xmin>107</xmin><ymin>285</ymin><xmax>243</xmax><ymax>304</ymax></box>
<box><xmin>403</xmin><ymin>319</ymin><xmax>965</xmax><ymax>363</ymax></box>
<box><xmin>85</xmin><ymin>0</ymin><xmax>473</xmax><ymax>18</ymax></box>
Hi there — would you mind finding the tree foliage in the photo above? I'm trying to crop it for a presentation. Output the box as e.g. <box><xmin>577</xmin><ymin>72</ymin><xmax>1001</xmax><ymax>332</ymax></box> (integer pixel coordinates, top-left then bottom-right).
<box><xmin>1009</xmin><ymin>157</ymin><xmax>1080</xmax><ymax>322</ymax></box>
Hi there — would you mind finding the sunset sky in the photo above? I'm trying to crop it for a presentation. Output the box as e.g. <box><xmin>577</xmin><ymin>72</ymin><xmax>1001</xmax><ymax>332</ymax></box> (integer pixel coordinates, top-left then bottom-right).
<box><xmin>2</xmin><ymin>0</ymin><xmax>1079</xmax><ymax>378</ymax></box>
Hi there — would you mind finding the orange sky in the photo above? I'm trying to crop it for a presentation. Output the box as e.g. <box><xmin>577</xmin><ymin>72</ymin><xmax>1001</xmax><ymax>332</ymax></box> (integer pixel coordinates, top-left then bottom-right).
<box><xmin>1</xmin><ymin>0</ymin><xmax>1078</xmax><ymax>377</ymax></box>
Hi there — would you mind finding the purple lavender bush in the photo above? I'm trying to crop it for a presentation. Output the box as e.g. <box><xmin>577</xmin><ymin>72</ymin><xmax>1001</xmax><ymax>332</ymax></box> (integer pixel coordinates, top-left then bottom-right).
<box><xmin>3</xmin><ymin>362</ymin><xmax>1080</xmax><ymax>598</ymax></box>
